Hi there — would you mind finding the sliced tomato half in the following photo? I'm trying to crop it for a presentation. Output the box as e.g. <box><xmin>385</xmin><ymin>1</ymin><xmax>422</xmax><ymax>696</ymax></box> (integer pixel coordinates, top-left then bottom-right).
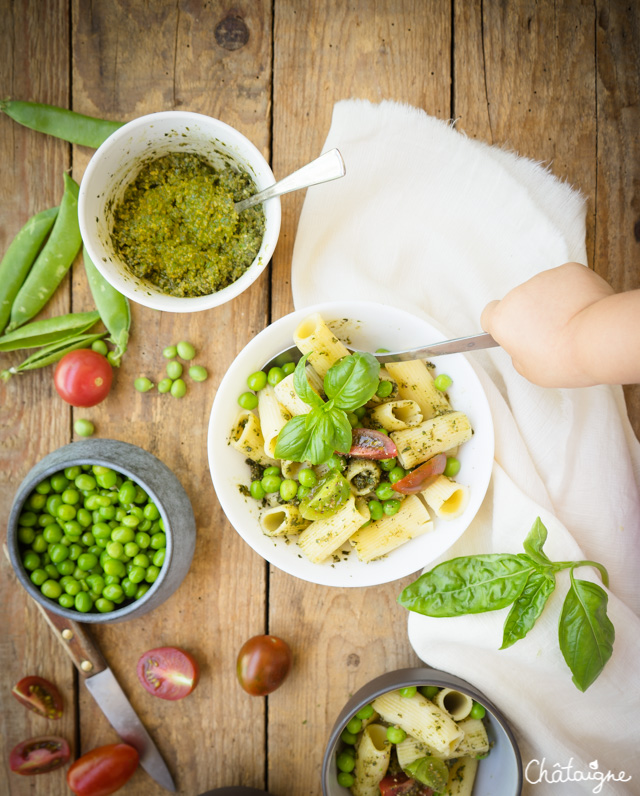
<box><xmin>12</xmin><ymin>675</ymin><xmax>63</xmax><ymax>719</ymax></box>
<box><xmin>392</xmin><ymin>453</ymin><xmax>447</xmax><ymax>494</ymax></box>
<box><xmin>9</xmin><ymin>736</ymin><xmax>70</xmax><ymax>775</ymax></box>
<box><xmin>349</xmin><ymin>428</ymin><xmax>397</xmax><ymax>460</ymax></box>
<box><xmin>136</xmin><ymin>647</ymin><xmax>199</xmax><ymax>700</ymax></box>
<box><xmin>379</xmin><ymin>772</ymin><xmax>434</xmax><ymax>796</ymax></box>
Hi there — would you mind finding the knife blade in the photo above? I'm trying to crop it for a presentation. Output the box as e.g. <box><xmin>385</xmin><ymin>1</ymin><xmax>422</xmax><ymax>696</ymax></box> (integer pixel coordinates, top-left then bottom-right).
<box><xmin>33</xmin><ymin>602</ymin><xmax>176</xmax><ymax>792</ymax></box>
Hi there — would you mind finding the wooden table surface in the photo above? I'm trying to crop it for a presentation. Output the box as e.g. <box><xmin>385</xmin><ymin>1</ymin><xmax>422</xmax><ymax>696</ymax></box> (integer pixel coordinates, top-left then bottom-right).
<box><xmin>1</xmin><ymin>2</ymin><xmax>638</xmax><ymax>795</ymax></box>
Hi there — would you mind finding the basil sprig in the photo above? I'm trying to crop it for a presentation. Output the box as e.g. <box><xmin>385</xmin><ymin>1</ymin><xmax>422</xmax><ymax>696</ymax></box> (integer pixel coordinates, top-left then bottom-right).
<box><xmin>398</xmin><ymin>517</ymin><xmax>615</xmax><ymax>692</ymax></box>
<box><xmin>274</xmin><ymin>352</ymin><xmax>380</xmax><ymax>466</ymax></box>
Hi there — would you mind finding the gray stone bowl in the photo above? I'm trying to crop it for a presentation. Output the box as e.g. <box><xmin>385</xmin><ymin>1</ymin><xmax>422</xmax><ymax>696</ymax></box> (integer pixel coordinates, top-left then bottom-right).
<box><xmin>322</xmin><ymin>666</ymin><xmax>522</xmax><ymax>795</ymax></box>
<box><xmin>7</xmin><ymin>439</ymin><xmax>196</xmax><ymax>624</ymax></box>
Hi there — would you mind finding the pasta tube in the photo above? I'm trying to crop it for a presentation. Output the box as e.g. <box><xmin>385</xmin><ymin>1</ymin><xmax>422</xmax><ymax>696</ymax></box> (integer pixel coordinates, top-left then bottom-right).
<box><xmin>344</xmin><ymin>459</ymin><xmax>381</xmax><ymax>496</ymax></box>
<box><xmin>260</xmin><ymin>505</ymin><xmax>310</xmax><ymax>536</ymax></box>
<box><xmin>443</xmin><ymin>756</ymin><xmax>479</xmax><ymax>796</ymax></box>
<box><xmin>297</xmin><ymin>496</ymin><xmax>369</xmax><ymax>564</ymax></box>
<box><xmin>391</xmin><ymin>411</ymin><xmax>472</xmax><ymax>469</ymax></box>
<box><xmin>370</xmin><ymin>399</ymin><xmax>423</xmax><ymax>431</ymax></box>
<box><xmin>432</xmin><ymin>688</ymin><xmax>473</xmax><ymax>721</ymax></box>
<box><xmin>274</xmin><ymin>372</ymin><xmax>318</xmax><ymax>416</ymax></box>
<box><xmin>395</xmin><ymin>735</ymin><xmax>432</xmax><ymax>769</ymax></box>
<box><xmin>350</xmin><ymin>495</ymin><xmax>433</xmax><ymax>563</ymax></box>
<box><xmin>421</xmin><ymin>475</ymin><xmax>470</xmax><ymax>519</ymax></box>
<box><xmin>257</xmin><ymin>384</ymin><xmax>292</xmax><ymax>458</ymax></box>
<box><xmin>229</xmin><ymin>410</ymin><xmax>277</xmax><ymax>466</ymax></box>
<box><xmin>293</xmin><ymin>312</ymin><xmax>350</xmax><ymax>379</ymax></box>
<box><xmin>454</xmin><ymin>717</ymin><xmax>490</xmax><ymax>756</ymax></box>
<box><xmin>371</xmin><ymin>690</ymin><xmax>463</xmax><ymax>756</ymax></box>
<box><xmin>351</xmin><ymin>724</ymin><xmax>391</xmax><ymax>796</ymax></box>
<box><xmin>384</xmin><ymin>359</ymin><xmax>450</xmax><ymax>419</ymax></box>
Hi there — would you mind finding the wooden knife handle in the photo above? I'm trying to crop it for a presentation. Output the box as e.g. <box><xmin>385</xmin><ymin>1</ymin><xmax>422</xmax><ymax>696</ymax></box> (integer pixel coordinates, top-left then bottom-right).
<box><xmin>33</xmin><ymin>602</ymin><xmax>108</xmax><ymax>678</ymax></box>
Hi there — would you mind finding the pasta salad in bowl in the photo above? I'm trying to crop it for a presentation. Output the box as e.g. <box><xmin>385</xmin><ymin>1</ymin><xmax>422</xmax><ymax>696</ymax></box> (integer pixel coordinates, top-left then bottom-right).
<box><xmin>207</xmin><ymin>301</ymin><xmax>493</xmax><ymax>587</ymax></box>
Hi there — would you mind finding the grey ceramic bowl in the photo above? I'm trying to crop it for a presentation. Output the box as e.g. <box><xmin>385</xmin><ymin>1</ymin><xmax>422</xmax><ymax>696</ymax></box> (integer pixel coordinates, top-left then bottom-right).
<box><xmin>322</xmin><ymin>666</ymin><xmax>522</xmax><ymax>796</ymax></box>
<box><xmin>7</xmin><ymin>439</ymin><xmax>196</xmax><ymax>624</ymax></box>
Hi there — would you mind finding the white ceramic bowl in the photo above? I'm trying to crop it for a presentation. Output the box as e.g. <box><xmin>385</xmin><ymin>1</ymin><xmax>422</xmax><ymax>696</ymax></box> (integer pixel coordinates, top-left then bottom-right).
<box><xmin>78</xmin><ymin>111</ymin><xmax>280</xmax><ymax>313</ymax></box>
<box><xmin>322</xmin><ymin>667</ymin><xmax>522</xmax><ymax>795</ymax></box>
<box><xmin>208</xmin><ymin>301</ymin><xmax>494</xmax><ymax>587</ymax></box>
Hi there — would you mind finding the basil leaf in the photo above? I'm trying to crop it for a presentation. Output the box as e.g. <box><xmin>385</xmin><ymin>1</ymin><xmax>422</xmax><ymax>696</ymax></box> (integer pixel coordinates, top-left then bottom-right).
<box><xmin>558</xmin><ymin>574</ymin><xmax>615</xmax><ymax>692</ymax></box>
<box><xmin>404</xmin><ymin>756</ymin><xmax>448</xmax><ymax>792</ymax></box>
<box><xmin>329</xmin><ymin>408</ymin><xmax>353</xmax><ymax>454</ymax></box>
<box><xmin>324</xmin><ymin>352</ymin><xmax>380</xmax><ymax>411</ymax></box>
<box><xmin>274</xmin><ymin>415</ymin><xmax>313</xmax><ymax>462</ymax></box>
<box><xmin>398</xmin><ymin>554</ymin><xmax>535</xmax><ymax>617</ymax></box>
<box><xmin>501</xmin><ymin>568</ymin><xmax>556</xmax><ymax>649</ymax></box>
<box><xmin>293</xmin><ymin>354</ymin><xmax>324</xmax><ymax>408</ymax></box>
<box><xmin>523</xmin><ymin>516</ymin><xmax>554</xmax><ymax>568</ymax></box>
<box><xmin>305</xmin><ymin>413</ymin><xmax>335</xmax><ymax>465</ymax></box>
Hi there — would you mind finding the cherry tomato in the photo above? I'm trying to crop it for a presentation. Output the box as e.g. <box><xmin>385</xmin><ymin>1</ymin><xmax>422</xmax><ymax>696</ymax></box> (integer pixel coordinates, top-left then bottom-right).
<box><xmin>54</xmin><ymin>349</ymin><xmax>113</xmax><ymax>407</ymax></box>
<box><xmin>9</xmin><ymin>736</ymin><xmax>70</xmax><ymax>775</ymax></box>
<box><xmin>349</xmin><ymin>428</ymin><xmax>397</xmax><ymax>460</ymax></box>
<box><xmin>236</xmin><ymin>634</ymin><xmax>292</xmax><ymax>696</ymax></box>
<box><xmin>12</xmin><ymin>675</ymin><xmax>63</xmax><ymax>719</ymax></box>
<box><xmin>136</xmin><ymin>647</ymin><xmax>199</xmax><ymax>700</ymax></box>
<box><xmin>67</xmin><ymin>743</ymin><xmax>138</xmax><ymax>796</ymax></box>
<box><xmin>392</xmin><ymin>453</ymin><xmax>447</xmax><ymax>494</ymax></box>
<box><xmin>379</xmin><ymin>772</ymin><xmax>433</xmax><ymax>795</ymax></box>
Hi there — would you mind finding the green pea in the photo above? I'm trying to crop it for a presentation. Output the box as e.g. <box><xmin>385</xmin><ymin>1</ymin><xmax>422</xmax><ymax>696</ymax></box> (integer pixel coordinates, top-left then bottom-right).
<box><xmin>354</xmin><ymin>406</ymin><xmax>367</xmax><ymax>420</ymax></box>
<box><xmin>337</xmin><ymin>772</ymin><xmax>355</xmax><ymax>788</ymax></box>
<box><xmin>74</xmin><ymin>592</ymin><xmax>93</xmax><ymax>613</ymax></box>
<box><xmin>162</xmin><ymin>345</ymin><xmax>177</xmax><ymax>359</ymax></box>
<box><xmin>49</xmin><ymin>544</ymin><xmax>69</xmax><ymax>563</ymax></box>
<box><xmin>170</xmin><ymin>378</ymin><xmax>186</xmax><ymax>398</ymax></box>
<box><xmin>470</xmin><ymin>701</ymin><xmax>486</xmax><ymax>719</ymax></box>
<box><xmin>326</xmin><ymin>454</ymin><xmax>345</xmax><ymax>471</ymax></box>
<box><xmin>134</xmin><ymin>376</ymin><xmax>154</xmax><ymax>392</ymax></box>
<box><xmin>95</xmin><ymin>469</ymin><xmax>117</xmax><ymax>489</ymax></box>
<box><xmin>111</xmin><ymin>526</ymin><xmax>134</xmax><ymax>544</ymax></box>
<box><xmin>444</xmin><ymin>456</ymin><xmax>461</xmax><ymax>478</ymax></box>
<box><xmin>95</xmin><ymin>597</ymin><xmax>115</xmax><ymax>613</ymax></box>
<box><xmin>35</xmin><ymin>479</ymin><xmax>52</xmax><ymax>495</ymax></box>
<box><xmin>31</xmin><ymin>534</ymin><xmax>47</xmax><ymax>554</ymax></box>
<box><xmin>355</xmin><ymin>703</ymin><xmax>375</xmax><ymax>720</ymax></box>
<box><xmin>267</xmin><ymin>366</ymin><xmax>284</xmax><ymax>386</ymax></box>
<box><xmin>67</xmin><ymin>544</ymin><xmax>82</xmax><ymax>561</ymax></box>
<box><xmin>64</xmin><ymin>466</ymin><xmax>81</xmax><ymax>480</ymax></box>
<box><xmin>135</xmin><ymin>583</ymin><xmax>150</xmax><ymax>600</ymax></box>
<box><xmin>433</xmin><ymin>373</ymin><xmax>453</xmax><ymax>392</ymax></box>
<box><xmin>74</xmin><ymin>419</ymin><xmax>95</xmax><ymax>437</ymax></box>
<box><xmin>379</xmin><ymin>458</ymin><xmax>397</xmax><ymax>472</ymax></box>
<box><xmin>98</xmin><ymin>505</ymin><xmax>116</xmax><ymax>520</ymax></box>
<box><xmin>56</xmin><ymin>504</ymin><xmax>76</xmax><ymax>522</ymax></box>
<box><xmin>282</xmin><ymin>361</ymin><xmax>296</xmax><ymax>376</ymax></box>
<box><xmin>419</xmin><ymin>685</ymin><xmax>440</xmax><ymax>699</ymax></box>
<box><xmin>297</xmin><ymin>484</ymin><xmax>311</xmax><ymax>500</ymax></box>
<box><xmin>41</xmin><ymin>579</ymin><xmax>63</xmax><ymax>599</ymax></box>
<box><xmin>86</xmin><ymin>574</ymin><xmax>106</xmax><ymax>594</ymax></box>
<box><xmin>346</xmin><ymin>717</ymin><xmax>362</xmax><ymax>734</ymax></box>
<box><xmin>124</xmin><ymin>542</ymin><xmax>140</xmax><ymax>558</ymax></box>
<box><xmin>176</xmin><ymin>341</ymin><xmax>196</xmax><ymax>360</ymax></box>
<box><xmin>135</xmin><ymin>531</ymin><xmax>151</xmax><ymax>549</ymax></box>
<box><xmin>340</xmin><ymin>729</ymin><xmax>358</xmax><ymax>745</ymax></box>
<box><xmin>103</xmin><ymin>558</ymin><xmax>126</xmax><ymax>578</ymax></box>
<box><xmin>375</xmin><ymin>482</ymin><xmax>396</xmax><ymax>501</ymax></box>
<box><xmin>279</xmin><ymin>479</ymin><xmax>298</xmax><ymax>501</ymax></box>
<box><xmin>368</xmin><ymin>500</ymin><xmax>383</xmax><ymax>521</ymax></box>
<box><xmin>50</xmin><ymin>474</ymin><xmax>69</xmax><ymax>493</ymax></box>
<box><xmin>76</xmin><ymin>508</ymin><xmax>93</xmax><ymax>528</ymax></box>
<box><xmin>30</xmin><ymin>568</ymin><xmax>48</xmax><ymax>586</ymax></box>
<box><xmin>63</xmin><ymin>578</ymin><xmax>82</xmax><ymax>596</ymax></box>
<box><xmin>43</xmin><ymin>525</ymin><xmax>63</xmax><ymax>543</ymax></box>
<box><xmin>118</xmin><ymin>481</ymin><xmax>136</xmax><ymax>505</ymax></box>
<box><xmin>188</xmin><ymin>365</ymin><xmax>208</xmax><ymax>382</ymax></box>
<box><xmin>128</xmin><ymin>566</ymin><xmax>146</xmax><ymax>584</ymax></box>
<box><xmin>157</xmin><ymin>377</ymin><xmax>173</xmax><ymax>393</ymax></box>
<box><xmin>383</xmin><ymin>499</ymin><xmax>401</xmax><ymax>516</ymax></box>
<box><xmin>386</xmin><ymin>726</ymin><xmax>406</xmax><ymax>744</ymax></box>
<box><xmin>247</xmin><ymin>370</ymin><xmax>267</xmax><ymax>391</ymax></box>
<box><xmin>91</xmin><ymin>522</ymin><xmax>111</xmax><ymax>540</ymax></box>
<box><xmin>106</xmin><ymin>541</ymin><xmax>124</xmax><ymax>559</ymax></box>
<box><xmin>28</xmin><ymin>493</ymin><xmax>47</xmax><ymax>511</ymax></box>
<box><xmin>376</xmin><ymin>379</ymin><xmax>393</xmax><ymax>398</ymax></box>
<box><xmin>297</xmin><ymin>468</ymin><xmax>317</xmax><ymax>488</ymax></box>
<box><xmin>56</xmin><ymin>560</ymin><xmax>75</xmax><ymax>576</ymax></box>
<box><xmin>145</xmin><ymin>565</ymin><xmax>160</xmax><ymax>583</ymax></box>
<box><xmin>336</xmin><ymin>752</ymin><xmax>356</xmax><ymax>773</ymax></box>
<box><xmin>91</xmin><ymin>339</ymin><xmax>109</xmax><ymax>356</ymax></box>
<box><xmin>152</xmin><ymin>549</ymin><xmax>165</xmax><ymax>567</ymax></box>
<box><xmin>38</xmin><ymin>514</ymin><xmax>56</xmax><ymax>527</ymax></box>
<box><xmin>121</xmin><ymin>578</ymin><xmax>137</xmax><ymax>598</ymax></box>
<box><xmin>399</xmin><ymin>686</ymin><xmax>417</xmax><ymax>698</ymax></box>
<box><xmin>18</xmin><ymin>526</ymin><xmax>36</xmax><ymax>545</ymax></box>
<box><xmin>103</xmin><ymin>584</ymin><xmax>124</xmax><ymax>601</ymax></box>
<box><xmin>388</xmin><ymin>467</ymin><xmax>406</xmax><ymax>484</ymax></box>
<box><xmin>238</xmin><ymin>391</ymin><xmax>258</xmax><ymax>410</ymax></box>
<box><xmin>166</xmin><ymin>360</ymin><xmax>183</xmax><ymax>380</ymax></box>
<box><xmin>261</xmin><ymin>474</ymin><xmax>282</xmax><ymax>494</ymax></box>
<box><xmin>250</xmin><ymin>480</ymin><xmax>265</xmax><ymax>500</ymax></box>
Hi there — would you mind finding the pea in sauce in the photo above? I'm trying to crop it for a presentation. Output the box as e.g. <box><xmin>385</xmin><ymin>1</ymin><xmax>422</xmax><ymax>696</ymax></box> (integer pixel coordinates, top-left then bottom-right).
<box><xmin>111</xmin><ymin>152</ymin><xmax>265</xmax><ymax>298</ymax></box>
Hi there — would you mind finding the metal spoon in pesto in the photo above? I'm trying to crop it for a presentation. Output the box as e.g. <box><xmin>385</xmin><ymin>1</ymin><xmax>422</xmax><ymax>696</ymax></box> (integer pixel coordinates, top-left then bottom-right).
<box><xmin>233</xmin><ymin>148</ymin><xmax>346</xmax><ymax>213</ymax></box>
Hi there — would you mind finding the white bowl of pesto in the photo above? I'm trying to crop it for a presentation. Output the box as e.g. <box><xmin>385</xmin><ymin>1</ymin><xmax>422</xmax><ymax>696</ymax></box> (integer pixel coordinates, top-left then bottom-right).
<box><xmin>78</xmin><ymin>111</ymin><xmax>280</xmax><ymax>313</ymax></box>
<box><xmin>208</xmin><ymin>301</ymin><xmax>494</xmax><ymax>588</ymax></box>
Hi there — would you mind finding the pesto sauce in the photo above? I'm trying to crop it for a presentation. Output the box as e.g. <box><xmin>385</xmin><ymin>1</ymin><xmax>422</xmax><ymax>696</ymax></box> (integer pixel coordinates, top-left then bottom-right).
<box><xmin>111</xmin><ymin>152</ymin><xmax>265</xmax><ymax>298</ymax></box>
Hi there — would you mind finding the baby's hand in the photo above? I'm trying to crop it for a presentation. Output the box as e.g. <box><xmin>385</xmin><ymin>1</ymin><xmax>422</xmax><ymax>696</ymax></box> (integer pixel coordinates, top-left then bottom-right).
<box><xmin>481</xmin><ymin>263</ymin><xmax>614</xmax><ymax>387</ymax></box>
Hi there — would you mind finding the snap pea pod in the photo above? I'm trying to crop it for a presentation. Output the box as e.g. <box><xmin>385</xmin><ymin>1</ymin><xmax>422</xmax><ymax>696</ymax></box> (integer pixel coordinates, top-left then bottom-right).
<box><xmin>1</xmin><ymin>331</ymin><xmax>107</xmax><ymax>382</ymax></box>
<box><xmin>83</xmin><ymin>247</ymin><xmax>130</xmax><ymax>365</ymax></box>
<box><xmin>0</xmin><ymin>206</ymin><xmax>59</xmax><ymax>333</ymax></box>
<box><xmin>0</xmin><ymin>100</ymin><xmax>123</xmax><ymax>149</ymax></box>
<box><xmin>7</xmin><ymin>173</ymin><xmax>82</xmax><ymax>332</ymax></box>
<box><xmin>0</xmin><ymin>311</ymin><xmax>100</xmax><ymax>352</ymax></box>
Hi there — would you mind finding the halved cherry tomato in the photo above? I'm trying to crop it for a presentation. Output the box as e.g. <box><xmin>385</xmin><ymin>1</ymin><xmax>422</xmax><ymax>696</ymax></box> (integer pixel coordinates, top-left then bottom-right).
<box><xmin>67</xmin><ymin>743</ymin><xmax>138</xmax><ymax>796</ymax></box>
<box><xmin>392</xmin><ymin>453</ymin><xmax>447</xmax><ymax>494</ymax></box>
<box><xmin>136</xmin><ymin>646</ymin><xmax>199</xmax><ymax>700</ymax></box>
<box><xmin>349</xmin><ymin>428</ymin><xmax>397</xmax><ymax>459</ymax></box>
<box><xmin>12</xmin><ymin>675</ymin><xmax>63</xmax><ymax>719</ymax></box>
<box><xmin>379</xmin><ymin>772</ymin><xmax>434</xmax><ymax>796</ymax></box>
<box><xmin>237</xmin><ymin>634</ymin><xmax>292</xmax><ymax>696</ymax></box>
<box><xmin>53</xmin><ymin>349</ymin><xmax>113</xmax><ymax>407</ymax></box>
<box><xmin>9</xmin><ymin>736</ymin><xmax>70</xmax><ymax>775</ymax></box>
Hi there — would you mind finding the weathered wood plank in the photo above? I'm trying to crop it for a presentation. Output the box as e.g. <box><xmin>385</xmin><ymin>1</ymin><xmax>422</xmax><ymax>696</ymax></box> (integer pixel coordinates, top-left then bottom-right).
<box><xmin>269</xmin><ymin>2</ymin><xmax>450</xmax><ymax>792</ymax></box>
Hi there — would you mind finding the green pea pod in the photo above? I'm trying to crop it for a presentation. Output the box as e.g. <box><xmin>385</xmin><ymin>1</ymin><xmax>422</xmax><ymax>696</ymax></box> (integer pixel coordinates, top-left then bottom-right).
<box><xmin>0</xmin><ymin>310</ymin><xmax>100</xmax><ymax>351</ymax></box>
<box><xmin>0</xmin><ymin>100</ymin><xmax>123</xmax><ymax>148</ymax></box>
<box><xmin>500</xmin><ymin>568</ymin><xmax>556</xmax><ymax>649</ymax></box>
<box><xmin>1</xmin><ymin>331</ymin><xmax>106</xmax><ymax>381</ymax></box>
<box><xmin>7</xmin><ymin>173</ymin><xmax>82</xmax><ymax>331</ymax></box>
<box><xmin>397</xmin><ymin>553</ymin><xmax>535</xmax><ymax>617</ymax></box>
<box><xmin>558</xmin><ymin>571</ymin><xmax>615</xmax><ymax>692</ymax></box>
<box><xmin>0</xmin><ymin>206</ymin><xmax>59</xmax><ymax>332</ymax></box>
<box><xmin>83</xmin><ymin>246</ymin><xmax>130</xmax><ymax>365</ymax></box>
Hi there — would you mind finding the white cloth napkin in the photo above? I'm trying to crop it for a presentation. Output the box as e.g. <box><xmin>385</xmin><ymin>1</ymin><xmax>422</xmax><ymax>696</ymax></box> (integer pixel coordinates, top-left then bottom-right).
<box><xmin>291</xmin><ymin>99</ymin><xmax>640</xmax><ymax>795</ymax></box>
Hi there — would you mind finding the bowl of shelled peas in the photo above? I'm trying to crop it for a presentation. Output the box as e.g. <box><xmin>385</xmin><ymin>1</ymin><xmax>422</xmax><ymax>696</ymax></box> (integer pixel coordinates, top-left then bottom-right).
<box><xmin>7</xmin><ymin>439</ymin><xmax>196</xmax><ymax>623</ymax></box>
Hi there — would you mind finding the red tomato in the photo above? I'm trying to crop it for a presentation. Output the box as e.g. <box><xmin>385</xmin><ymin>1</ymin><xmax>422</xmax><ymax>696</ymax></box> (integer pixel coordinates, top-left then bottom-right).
<box><xmin>136</xmin><ymin>646</ymin><xmax>199</xmax><ymax>700</ymax></box>
<box><xmin>9</xmin><ymin>736</ymin><xmax>70</xmax><ymax>775</ymax></box>
<box><xmin>236</xmin><ymin>634</ymin><xmax>292</xmax><ymax>696</ymax></box>
<box><xmin>12</xmin><ymin>675</ymin><xmax>63</xmax><ymax>719</ymax></box>
<box><xmin>53</xmin><ymin>349</ymin><xmax>113</xmax><ymax>407</ymax></box>
<box><xmin>379</xmin><ymin>773</ymin><xmax>433</xmax><ymax>796</ymax></box>
<box><xmin>67</xmin><ymin>743</ymin><xmax>138</xmax><ymax>796</ymax></box>
<box><xmin>392</xmin><ymin>453</ymin><xmax>447</xmax><ymax>494</ymax></box>
<box><xmin>349</xmin><ymin>428</ymin><xmax>398</xmax><ymax>459</ymax></box>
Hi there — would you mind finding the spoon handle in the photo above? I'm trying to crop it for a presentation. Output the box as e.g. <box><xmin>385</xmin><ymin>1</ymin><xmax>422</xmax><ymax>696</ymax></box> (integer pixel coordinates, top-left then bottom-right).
<box><xmin>374</xmin><ymin>332</ymin><xmax>499</xmax><ymax>363</ymax></box>
<box><xmin>234</xmin><ymin>148</ymin><xmax>346</xmax><ymax>213</ymax></box>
